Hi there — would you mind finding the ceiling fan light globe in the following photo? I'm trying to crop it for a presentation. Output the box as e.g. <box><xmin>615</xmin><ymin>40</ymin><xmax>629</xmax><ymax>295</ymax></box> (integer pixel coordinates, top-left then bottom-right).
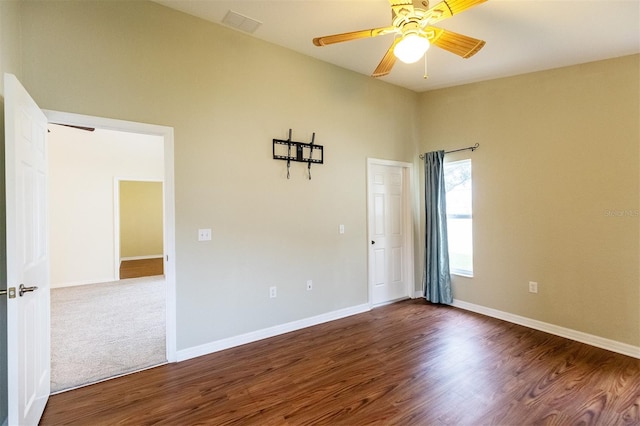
<box><xmin>394</xmin><ymin>34</ymin><xmax>430</xmax><ymax>64</ymax></box>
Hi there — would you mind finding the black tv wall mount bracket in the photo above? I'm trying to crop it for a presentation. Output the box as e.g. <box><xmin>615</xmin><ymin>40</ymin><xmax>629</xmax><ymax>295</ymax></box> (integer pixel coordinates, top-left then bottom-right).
<box><xmin>272</xmin><ymin>129</ymin><xmax>323</xmax><ymax>180</ymax></box>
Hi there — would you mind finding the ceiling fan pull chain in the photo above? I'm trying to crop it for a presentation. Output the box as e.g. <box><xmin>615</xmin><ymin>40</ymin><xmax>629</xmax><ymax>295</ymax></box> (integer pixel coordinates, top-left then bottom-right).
<box><xmin>423</xmin><ymin>53</ymin><xmax>429</xmax><ymax>79</ymax></box>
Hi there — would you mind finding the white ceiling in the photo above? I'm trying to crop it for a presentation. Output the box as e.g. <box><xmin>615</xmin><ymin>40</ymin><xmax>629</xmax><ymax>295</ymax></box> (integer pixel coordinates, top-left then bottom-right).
<box><xmin>153</xmin><ymin>0</ymin><xmax>640</xmax><ymax>92</ymax></box>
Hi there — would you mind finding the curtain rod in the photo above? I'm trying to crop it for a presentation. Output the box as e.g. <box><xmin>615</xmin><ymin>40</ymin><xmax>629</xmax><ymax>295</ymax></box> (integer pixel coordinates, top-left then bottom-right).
<box><xmin>419</xmin><ymin>143</ymin><xmax>479</xmax><ymax>159</ymax></box>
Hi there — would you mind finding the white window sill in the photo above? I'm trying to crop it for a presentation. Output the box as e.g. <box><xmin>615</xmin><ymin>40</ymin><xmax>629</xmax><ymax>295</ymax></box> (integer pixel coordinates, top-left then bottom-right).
<box><xmin>451</xmin><ymin>271</ymin><xmax>473</xmax><ymax>278</ymax></box>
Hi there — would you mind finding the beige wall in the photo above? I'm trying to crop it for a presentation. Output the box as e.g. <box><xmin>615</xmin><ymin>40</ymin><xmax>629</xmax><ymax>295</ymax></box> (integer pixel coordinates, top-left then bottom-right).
<box><xmin>10</xmin><ymin>0</ymin><xmax>638</xmax><ymax>353</ymax></box>
<box><xmin>120</xmin><ymin>180</ymin><xmax>164</xmax><ymax>259</ymax></box>
<box><xmin>418</xmin><ymin>55</ymin><xmax>640</xmax><ymax>346</ymax></box>
<box><xmin>0</xmin><ymin>0</ymin><xmax>22</xmax><ymax>95</ymax></box>
<box><xmin>48</xmin><ymin>125</ymin><xmax>164</xmax><ymax>287</ymax></box>
<box><xmin>19</xmin><ymin>0</ymin><xmax>418</xmax><ymax>349</ymax></box>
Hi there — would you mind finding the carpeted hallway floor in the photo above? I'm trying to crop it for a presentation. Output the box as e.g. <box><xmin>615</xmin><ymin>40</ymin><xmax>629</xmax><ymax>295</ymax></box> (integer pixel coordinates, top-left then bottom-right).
<box><xmin>50</xmin><ymin>276</ymin><xmax>166</xmax><ymax>393</ymax></box>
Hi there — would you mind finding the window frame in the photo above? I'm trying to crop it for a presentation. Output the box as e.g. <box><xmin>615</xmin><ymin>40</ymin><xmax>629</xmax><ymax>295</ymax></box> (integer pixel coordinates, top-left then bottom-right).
<box><xmin>444</xmin><ymin>159</ymin><xmax>473</xmax><ymax>277</ymax></box>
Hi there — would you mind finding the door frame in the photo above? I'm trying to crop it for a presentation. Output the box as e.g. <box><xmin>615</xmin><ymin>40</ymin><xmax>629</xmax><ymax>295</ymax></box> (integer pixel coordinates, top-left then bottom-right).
<box><xmin>366</xmin><ymin>158</ymin><xmax>416</xmax><ymax>308</ymax></box>
<box><xmin>43</xmin><ymin>109</ymin><xmax>177</xmax><ymax>363</ymax></box>
<box><xmin>114</xmin><ymin>178</ymin><xmax>165</xmax><ymax>281</ymax></box>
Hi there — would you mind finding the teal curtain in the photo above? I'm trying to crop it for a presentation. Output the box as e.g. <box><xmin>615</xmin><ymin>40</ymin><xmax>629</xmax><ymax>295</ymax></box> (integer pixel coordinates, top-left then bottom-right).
<box><xmin>423</xmin><ymin>151</ymin><xmax>452</xmax><ymax>304</ymax></box>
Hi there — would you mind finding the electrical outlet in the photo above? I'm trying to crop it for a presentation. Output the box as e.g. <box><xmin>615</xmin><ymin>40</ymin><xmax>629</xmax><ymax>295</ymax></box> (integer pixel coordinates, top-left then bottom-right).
<box><xmin>198</xmin><ymin>228</ymin><xmax>212</xmax><ymax>241</ymax></box>
<box><xmin>339</xmin><ymin>224</ymin><xmax>345</xmax><ymax>234</ymax></box>
<box><xmin>306</xmin><ymin>280</ymin><xmax>313</xmax><ymax>291</ymax></box>
<box><xmin>529</xmin><ymin>281</ymin><xmax>538</xmax><ymax>293</ymax></box>
<box><xmin>269</xmin><ymin>286</ymin><xmax>277</xmax><ymax>298</ymax></box>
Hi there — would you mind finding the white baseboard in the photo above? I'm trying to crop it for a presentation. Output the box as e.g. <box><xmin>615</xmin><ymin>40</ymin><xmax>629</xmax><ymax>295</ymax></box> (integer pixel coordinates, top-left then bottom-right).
<box><xmin>451</xmin><ymin>299</ymin><xmax>640</xmax><ymax>359</ymax></box>
<box><xmin>51</xmin><ymin>277</ymin><xmax>117</xmax><ymax>289</ymax></box>
<box><xmin>176</xmin><ymin>297</ymin><xmax>639</xmax><ymax>363</ymax></box>
<box><xmin>176</xmin><ymin>303</ymin><xmax>371</xmax><ymax>362</ymax></box>
<box><xmin>120</xmin><ymin>255</ymin><xmax>164</xmax><ymax>262</ymax></box>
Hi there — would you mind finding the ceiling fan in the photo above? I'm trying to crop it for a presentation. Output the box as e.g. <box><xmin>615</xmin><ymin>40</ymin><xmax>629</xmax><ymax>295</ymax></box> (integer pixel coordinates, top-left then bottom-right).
<box><xmin>312</xmin><ymin>0</ymin><xmax>487</xmax><ymax>77</ymax></box>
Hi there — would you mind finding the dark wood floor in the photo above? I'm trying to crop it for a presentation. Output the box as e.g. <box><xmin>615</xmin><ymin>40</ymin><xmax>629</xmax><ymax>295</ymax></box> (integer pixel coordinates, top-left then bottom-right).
<box><xmin>119</xmin><ymin>258</ymin><xmax>164</xmax><ymax>279</ymax></box>
<box><xmin>40</xmin><ymin>299</ymin><xmax>640</xmax><ymax>425</ymax></box>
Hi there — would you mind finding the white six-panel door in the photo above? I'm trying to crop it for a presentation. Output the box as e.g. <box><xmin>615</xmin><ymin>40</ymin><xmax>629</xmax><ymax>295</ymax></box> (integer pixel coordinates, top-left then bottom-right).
<box><xmin>368</xmin><ymin>162</ymin><xmax>412</xmax><ymax>305</ymax></box>
<box><xmin>5</xmin><ymin>73</ymin><xmax>50</xmax><ymax>425</ymax></box>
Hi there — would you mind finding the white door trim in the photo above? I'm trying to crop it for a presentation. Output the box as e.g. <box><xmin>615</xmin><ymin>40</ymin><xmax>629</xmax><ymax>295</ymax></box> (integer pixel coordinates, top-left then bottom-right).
<box><xmin>43</xmin><ymin>110</ymin><xmax>177</xmax><ymax>363</ymax></box>
<box><xmin>366</xmin><ymin>158</ymin><xmax>415</xmax><ymax>308</ymax></box>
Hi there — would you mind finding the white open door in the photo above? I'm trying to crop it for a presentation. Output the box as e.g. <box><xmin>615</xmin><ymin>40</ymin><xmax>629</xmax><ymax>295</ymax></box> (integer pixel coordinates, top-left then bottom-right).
<box><xmin>5</xmin><ymin>73</ymin><xmax>50</xmax><ymax>425</ymax></box>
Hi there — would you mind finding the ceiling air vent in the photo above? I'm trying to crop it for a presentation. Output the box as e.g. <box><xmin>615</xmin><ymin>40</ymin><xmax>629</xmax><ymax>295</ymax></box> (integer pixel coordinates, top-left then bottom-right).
<box><xmin>222</xmin><ymin>10</ymin><xmax>262</xmax><ymax>34</ymax></box>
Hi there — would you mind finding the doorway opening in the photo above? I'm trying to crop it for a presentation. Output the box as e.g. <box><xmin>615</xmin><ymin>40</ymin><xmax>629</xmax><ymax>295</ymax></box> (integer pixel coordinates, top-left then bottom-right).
<box><xmin>43</xmin><ymin>110</ymin><xmax>176</xmax><ymax>392</ymax></box>
<box><xmin>115</xmin><ymin>179</ymin><xmax>165</xmax><ymax>280</ymax></box>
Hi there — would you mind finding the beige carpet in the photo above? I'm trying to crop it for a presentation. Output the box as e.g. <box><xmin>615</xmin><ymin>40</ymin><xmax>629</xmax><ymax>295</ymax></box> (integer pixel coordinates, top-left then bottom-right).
<box><xmin>50</xmin><ymin>276</ymin><xmax>166</xmax><ymax>393</ymax></box>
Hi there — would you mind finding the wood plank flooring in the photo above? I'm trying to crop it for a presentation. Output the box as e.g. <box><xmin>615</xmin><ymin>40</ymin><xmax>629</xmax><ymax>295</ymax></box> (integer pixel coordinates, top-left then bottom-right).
<box><xmin>40</xmin><ymin>299</ymin><xmax>640</xmax><ymax>425</ymax></box>
<box><xmin>119</xmin><ymin>258</ymin><xmax>164</xmax><ymax>279</ymax></box>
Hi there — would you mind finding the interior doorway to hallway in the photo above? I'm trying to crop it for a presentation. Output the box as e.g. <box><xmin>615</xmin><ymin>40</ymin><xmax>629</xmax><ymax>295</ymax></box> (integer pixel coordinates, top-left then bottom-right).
<box><xmin>115</xmin><ymin>179</ymin><xmax>165</xmax><ymax>280</ymax></box>
<box><xmin>44</xmin><ymin>110</ymin><xmax>176</xmax><ymax>392</ymax></box>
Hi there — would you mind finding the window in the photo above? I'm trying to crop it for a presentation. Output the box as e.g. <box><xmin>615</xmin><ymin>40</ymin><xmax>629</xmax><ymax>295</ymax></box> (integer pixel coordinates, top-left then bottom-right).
<box><xmin>444</xmin><ymin>159</ymin><xmax>473</xmax><ymax>276</ymax></box>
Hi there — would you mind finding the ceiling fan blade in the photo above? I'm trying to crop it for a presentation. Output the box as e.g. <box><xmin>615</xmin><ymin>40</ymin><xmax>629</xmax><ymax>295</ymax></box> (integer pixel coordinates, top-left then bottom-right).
<box><xmin>372</xmin><ymin>39</ymin><xmax>401</xmax><ymax>78</ymax></box>
<box><xmin>50</xmin><ymin>123</ymin><xmax>95</xmax><ymax>132</ymax></box>
<box><xmin>426</xmin><ymin>27</ymin><xmax>485</xmax><ymax>58</ymax></box>
<box><xmin>313</xmin><ymin>26</ymin><xmax>396</xmax><ymax>46</ymax></box>
<box><xmin>425</xmin><ymin>0</ymin><xmax>488</xmax><ymax>25</ymax></box>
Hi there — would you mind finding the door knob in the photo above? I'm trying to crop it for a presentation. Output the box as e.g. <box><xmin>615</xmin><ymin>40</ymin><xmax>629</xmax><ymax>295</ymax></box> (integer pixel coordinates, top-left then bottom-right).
<box><xmin>371</xmin><ymin>240</ymin><xmax>376</xmax><ymax>245</ymax></box>
<box><xmin>19</xmin><ymin>284</ymin><xmax>38</xmax><ymax>297</ymax></box>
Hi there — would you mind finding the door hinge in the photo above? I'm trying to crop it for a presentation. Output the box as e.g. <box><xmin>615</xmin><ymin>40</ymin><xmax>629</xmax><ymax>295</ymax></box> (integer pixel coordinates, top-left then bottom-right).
<box><xmin>0</xmin><ymin>287</ymin><xmax>17</xmax><ymax>298</ymax></box>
